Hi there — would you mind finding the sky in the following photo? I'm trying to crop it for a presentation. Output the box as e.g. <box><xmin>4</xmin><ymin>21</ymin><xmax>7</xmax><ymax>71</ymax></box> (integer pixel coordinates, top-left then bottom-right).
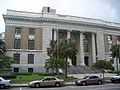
<box><xmin>0</xmin><ymin>0</ymin><xmax>120</xmax><ymax>33</ymax></box>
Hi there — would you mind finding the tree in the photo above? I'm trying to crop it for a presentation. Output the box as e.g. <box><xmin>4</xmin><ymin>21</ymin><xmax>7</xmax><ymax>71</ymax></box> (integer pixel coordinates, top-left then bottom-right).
<box><xmin>58</xmin><ymin>39</ymin><xmax>77</xmax><ymax>77</ymax></box>
<box><xmin>45</xmin><ymin>39</ymin><xmax>77</xmax><ymax>76</ymax></box>
<box><xmin>110</xmin><ymin>45</ymin><xmax>120</xmax><ymax>71</ymax></box>
<box><xmin>0</xmin><ymin>40</ymin><xmax>13</xmax><ymax>69</ymax></box>
<box><xmin>0</xmin><ymin>40</ymin><xmax>6</xmax><ymax>55</ymax></box>
<box><xmin>0</xmin><ymin>55</ymin><xmax>13</xmax><ymax>69</ymax></box>
<box><xmin>45</xmin><ymin>58</ymin><xmax>69</xmax><ymax>74</ymax></box>
<box><xmin>92</xmin><ymin>60</ymin><xmax>112</xmax><ymax>78</ymax></box>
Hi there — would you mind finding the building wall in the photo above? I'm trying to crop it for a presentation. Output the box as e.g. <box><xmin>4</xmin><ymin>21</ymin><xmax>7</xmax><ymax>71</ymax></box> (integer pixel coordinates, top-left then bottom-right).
<box><xmin>5</xmin><ymin>26</ymin><xmax>15</xmax><ymax>49</ymax></box>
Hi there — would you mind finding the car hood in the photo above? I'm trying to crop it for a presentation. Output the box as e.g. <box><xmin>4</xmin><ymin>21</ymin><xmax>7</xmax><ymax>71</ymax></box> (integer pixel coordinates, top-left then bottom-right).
<box><xmin>111</xmin><ymin>76</ymin><xmax>120</xmax><ymax>78</ymax></box>
<box><xmin>29</xmin><ymin>80</ymin><xmax>42</xmax><ymax>84</ymax></box>
<box><xmin>76</xmin><ymin>79</ymin><xmax>86</xmax><ymax>82</ymax></box>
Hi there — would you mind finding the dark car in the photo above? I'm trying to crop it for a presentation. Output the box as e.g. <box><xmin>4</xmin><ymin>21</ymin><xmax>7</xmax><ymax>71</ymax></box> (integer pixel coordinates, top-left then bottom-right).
<box><xmin>75</xmin><ymin>75</ymin><xmax>104</xmax><ymax>86</ymax></box>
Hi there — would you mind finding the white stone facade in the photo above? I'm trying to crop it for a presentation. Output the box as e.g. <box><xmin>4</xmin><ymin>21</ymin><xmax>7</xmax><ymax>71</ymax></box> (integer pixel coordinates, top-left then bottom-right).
<box><xmin>3</xmin><ymin>7</ymin><xmax>120</xmax><ymax>72</ymax></box>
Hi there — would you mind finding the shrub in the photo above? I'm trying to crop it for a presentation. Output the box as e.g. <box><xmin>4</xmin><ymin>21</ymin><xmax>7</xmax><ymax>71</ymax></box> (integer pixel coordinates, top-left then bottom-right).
<box><xmin>16</xmin><ymin>72</ymin><xmax>32</xmax><ymax>75</ymax></box>
<box><xmin>0</xmin><ymin>73</ymin><xmax>17</xmax><ymax>79</ymax></box>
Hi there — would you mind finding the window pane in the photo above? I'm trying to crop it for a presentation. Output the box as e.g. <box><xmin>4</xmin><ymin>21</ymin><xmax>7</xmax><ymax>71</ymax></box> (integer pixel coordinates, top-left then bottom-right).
<box><xmin>15</xmin><ymin>27</ymin><xmax>21</xmax><ymax>34</ymax></box>
<box><xmin>28</xmin><ymin>40</ymin><xmax>34</xmax><ymax>50</ymax></box>
<box><xmin>29</xmin><ymin>28</ymin><xmax>35</xmax><ymax>35</ymax></box>
<box><xmin>28</xmin><ymin>68</ymin><xmax>33</xmax><ymax>73</ymax></box>
<box><xmin>14</xmin><ymin>68</ymin><xmax>19</xmax><ymax>72</ymax></box>
<box><xmin>14</xmin><ymin>54</ymin><xmax>20</xmax><ymax>64</ymax></box>
<box><xmin>28</xmin><ymin>54</ymin><xmax>34</xmax><ymax>64</ymax></box>
<box><xmin>14</xmin><ymin>39</ymin><xmax>20</xmax><ymax>49</ymax></box>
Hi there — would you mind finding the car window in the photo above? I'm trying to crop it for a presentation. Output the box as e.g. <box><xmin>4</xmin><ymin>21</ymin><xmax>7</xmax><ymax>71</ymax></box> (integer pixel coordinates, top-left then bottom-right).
<box><xmin>89</xmin><ymin>76</ymin><xmax>99</xmax><ymax>79</ymax></box>
<box><xmin>50</xmin><ymin>78</ymin><xmax>57</xmax><ymax>80</ymax></box>
<box><xmin>43</xmin><ymin>78</ymin><xmax>50</xmax><ymax>81</ymax></box>
<box><xmin>0</xmin><ymin>79</ymin><xmax>1</xmax><ymax>81</ymax></box>
<box><xmin>83</xmin><ymin>76</ymin><xmax>89</xmax><ymax>79</ymax></box>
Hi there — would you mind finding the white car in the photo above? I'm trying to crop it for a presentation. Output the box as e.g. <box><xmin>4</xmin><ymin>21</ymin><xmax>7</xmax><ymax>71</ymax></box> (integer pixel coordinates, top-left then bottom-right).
<box><xmin>110</xmin><ymin>74</ymin><xmax>120</xmax><ymax>83</ymax></box>
<box><xmin>29</xmin><ymin>76</ymin><xmax>65</xmax><ymax>88</ymax></box>
<box><xmin>0</xmin><ymin>77</ymin><xmax>11</xmax><ymax>89</ymax></box>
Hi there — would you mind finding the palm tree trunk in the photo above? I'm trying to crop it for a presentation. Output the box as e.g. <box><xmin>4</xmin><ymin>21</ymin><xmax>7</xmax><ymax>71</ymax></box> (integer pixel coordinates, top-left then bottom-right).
<box><xmin>65</xmin><ymin>58</ymin><xmax>67</xmax><ymax>78</ymax></box>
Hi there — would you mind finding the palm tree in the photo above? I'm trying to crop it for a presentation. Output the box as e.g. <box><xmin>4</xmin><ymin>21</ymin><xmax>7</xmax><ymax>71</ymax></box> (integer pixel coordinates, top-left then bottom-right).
<box><xmin>45</xmin><ymin>39</ymin><xmax>77</xmax><ymax>76</ymax></box>
<box><xmin>58</xmin><ymin>39</ymin><xmax>77</xmax><ymax>77</ymax></box>
<box><xmin>0</xmin><ymin>40</ymin><xmax>6</xmax><ymax>55</ymax></box>
<box><xmin>110</xmin><ymin>45</ymin><xmax>119</xmax><ymax>71</ymax></box>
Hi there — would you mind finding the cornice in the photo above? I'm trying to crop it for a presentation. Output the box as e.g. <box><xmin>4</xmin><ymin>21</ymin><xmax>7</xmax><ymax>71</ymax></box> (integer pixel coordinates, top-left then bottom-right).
<box><xmin>3</xmin><ymin>14</ymin><xmax>120</xmax><ymax>30</ymax></box>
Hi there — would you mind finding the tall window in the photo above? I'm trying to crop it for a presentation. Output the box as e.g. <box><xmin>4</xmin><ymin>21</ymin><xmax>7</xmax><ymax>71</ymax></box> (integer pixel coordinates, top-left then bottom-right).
<box><xmin>29</xmin><ymin>28</ymin><xmax>35</xmax><ymax>35</ymax></box>
<box><xmin>15</xmin><ymin>27</ymin><xmax>21</xmax><ymax>34</ymax></box>
<box><xmin>14</xmin><ymin>39</ymin><xmax>20</xmax><ymax>49</ymax></box>
<box><xmin>14</xmin><ymin>68</ymin><xmax>19</xmax><ymax>72</ymax></box>
<box><xmin>28</xmin><ymin>54</ymin><xmax>34</xmax><ymax>64</ymax></box>
<box><xmin>84</xmin><ymin>44</ymin><xmax>89</xmax><ymax>52</ymax></box>
<box><xmin>28</xmin><ymin>68</ymin><xmax>33</xmax><ymax>73</ymax></box>
<box><xmin>14</xmin><ymin>54</ymin><xmax>20</xmax><ymax>64</ymax></box>
<box><xmin>59</xmin><ymin>32</ymin><xmax>64</xmax><ymax>39</ymax></box>
<box><xmin>108</xmin><ymin>35</ymin><xmax>112</xmax><ymax>41</ymax></box>
<box><xmin>28</xmin><ymin>40</ymin><xmax>34</xmax><ymax>50</ymax></box>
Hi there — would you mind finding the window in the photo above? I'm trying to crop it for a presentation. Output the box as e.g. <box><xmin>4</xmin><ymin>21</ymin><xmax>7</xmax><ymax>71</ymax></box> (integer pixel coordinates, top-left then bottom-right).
<box><xmin>108</xmin><ymin>35</ymin><xmax>112</xmax><ymax>41</ymax></box>
<box><xmin>117</xmin><ymin>36</ymin><xmax>120</xmax><ymax>42</ymax></box>
<box><xmin>14</xmin><ymin>68</ymin><xmax>19</xmax><ymax>72</ymax></box>
<box><xmin>15</xmin><ymin>27</ymin><xmax>21</xmax><ymax>34</ymax></box>
<box><xmin>28</xmin><ymin>54</ymin><xmax>34</xmax><ymax>64</ymax></box>
<box><xmin>28</xmin><ymin>68</ymin><xmax>33</xmax><ymax>73</ymax></box>
<box><xmin>28</xmin><ymin>40</ymin><xmax>34</xmax><ymax>50</ymax></box>
<box><xmin>89</xmin><ymin>76</ymin><xmax>99</xmax><ymax>79</ymax></box>
<box><xmin>29</xmin><ymin>28</ymin><xmax>35</xmax><ymax>35</ymax></box>
<box><xmin>108</xmin><ymin>44</ymin><xmax>112</xmax><ymax>52</ymax></box>
<box><xmin>14</xmin><ymin>54</ymin><xmax>20</xmax><ymax>64</ymax></box>
<box><xmin>14</xmin><ymin>39</ymin><xmax>20</xmax><ymax>49</ymax></box>
<box><xmin>59</xmin><ymin>32</ymin><xmax>64</xmax><ymax>39</ymax></box>
<box><xmin>71</xmin><ymin>33</ymin><xmax>76</xmax><ymax>40</ymax></box>
<box><xmin>84</xmin><ymin>44</ymin><xmax>89</xmax><ymax>52</ymax></box>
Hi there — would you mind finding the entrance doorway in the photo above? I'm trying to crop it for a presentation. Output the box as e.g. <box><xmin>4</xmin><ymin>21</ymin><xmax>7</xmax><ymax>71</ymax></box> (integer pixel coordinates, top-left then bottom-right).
<box><xmin>84</xmin><ymin>56</ymin><xmax>89</xmax><ymax>66</ymax></box>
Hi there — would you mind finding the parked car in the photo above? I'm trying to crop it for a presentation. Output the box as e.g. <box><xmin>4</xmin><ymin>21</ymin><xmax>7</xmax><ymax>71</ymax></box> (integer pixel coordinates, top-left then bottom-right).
<box><xmin>110</xmin><ymin>74</ymin><xmax>120</xmax><ymax>83</ymax></box>
<box><xmin>0</xmin><ymin>77</ymin><xmax>11</xmax><ymax>89</ymax></box>
<box><xmin>75</xmin><ymin>75</ymin><xmax>104</xmax><ymax>86</ymax></box>
<box><xmin>28</xmin><ymin>76</ymin><xmax>65</xmax><ymax>88</ymax></box>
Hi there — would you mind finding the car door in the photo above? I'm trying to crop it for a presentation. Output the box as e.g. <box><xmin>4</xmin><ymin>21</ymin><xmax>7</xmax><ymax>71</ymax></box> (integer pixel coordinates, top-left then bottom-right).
<box><xmin>87</xmin><ymin>76</ymin><xmax>98</xmax><ymax>84</ymax></box>
<box><xmin>41</xmin><ymin>78</ymin><xmax>51</xmax><ymax>87</ymax></box>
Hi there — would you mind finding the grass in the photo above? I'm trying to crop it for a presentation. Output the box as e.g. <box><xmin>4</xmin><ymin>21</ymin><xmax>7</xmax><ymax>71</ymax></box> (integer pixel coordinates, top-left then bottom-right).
<box><xmin>10</xmin><ymin>74</ymin><xmax>77</xmax><ymax>84</ymax></box>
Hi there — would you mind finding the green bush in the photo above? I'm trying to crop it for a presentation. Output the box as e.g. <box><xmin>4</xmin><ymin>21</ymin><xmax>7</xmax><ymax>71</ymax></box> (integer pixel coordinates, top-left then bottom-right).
<box><xmin>108</xmin><ymin>70</ymin><xmax>120</xmax><ymax>74</ymax></box>
<box><xmin>0</xmin><ymin>73</ymin><xmax>17</xmax><ymax>79</ymax></box>
<box><xmin>16</xmin><ymin>72</ymin><xmax>32</xmax><ymax>75</ymax></box>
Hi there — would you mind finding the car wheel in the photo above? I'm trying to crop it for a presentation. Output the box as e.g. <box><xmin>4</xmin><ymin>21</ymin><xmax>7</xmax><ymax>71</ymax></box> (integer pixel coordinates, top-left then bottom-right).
<box><xmin>111</xmin><ymin>80</ymin><xmax>115</xmax><ymax>83</ymax></box>
<box><xmin>82</xmin><ymin>82</ymin><xmax>86</xmax><ymax>86</ymax></box>
<box><xmin>35</xmin><ymin>83</ymin><xmax>40</xmax><ymax>88</ymax></box>
<box><xmin>98</xmin><ymin>80</ymin><xmax>102</xmax><ymax>85</ymax></box>
<box><xmin>0</xmin><ymin>84</ymin><xmax>5</xmax><ymax>89</ymax></box>
<box><xmin>55</xmin><ymin>82</ymin><xmax>60</xmax><ymax>87</ymax></box>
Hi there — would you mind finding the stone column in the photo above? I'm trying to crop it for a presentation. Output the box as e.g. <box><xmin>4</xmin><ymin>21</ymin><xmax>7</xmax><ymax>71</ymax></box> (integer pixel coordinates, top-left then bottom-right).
<box><xmin>67</xmin><ymin>30</ymin><xmax>72</xmax><ymax>66</ymax></box>
<box><xmin>92</xmin><ymin>33</ymin><xmax>96</xmax><ymax>63</ymax></box>
<box><xmin>79</xmin><ymin>32</ymin><xmax>85</xmax><ymax>66</ymax></box>
<box><xmin>54</xmin><ymin>29</ymin><xmax>57</xmax><ymax>41</ymax></box>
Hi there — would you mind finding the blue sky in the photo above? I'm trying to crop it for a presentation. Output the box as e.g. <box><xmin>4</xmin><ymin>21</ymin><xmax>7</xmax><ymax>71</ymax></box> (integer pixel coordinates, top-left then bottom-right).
<box><xmin>0</xmin><ymin>0</ymin><xmax>120</xmax><ymax>33</ymax></box>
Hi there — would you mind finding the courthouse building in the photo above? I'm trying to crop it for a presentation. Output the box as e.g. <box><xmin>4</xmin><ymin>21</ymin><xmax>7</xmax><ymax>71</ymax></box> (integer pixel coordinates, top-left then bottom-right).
<box><xmin>3</xmin><ymin>7</ymin><xmax>120</xmax><ymax>73</ymax></box>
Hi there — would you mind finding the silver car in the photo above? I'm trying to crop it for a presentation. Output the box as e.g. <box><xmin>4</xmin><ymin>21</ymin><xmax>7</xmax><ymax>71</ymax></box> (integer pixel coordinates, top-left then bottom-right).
<box><xmin>75</xmin><ymin>75</ymin><xmax>103</xmax><ymax>86</ymax></box>
<box><xmin>29</xmin><ymin>76</ymin><xmax>65</xmax><ymax>88</ymax></box>
<box><xmin>0</xmin><ymin>77</ymin><xmax>11</xmax><ymax>89</ymax></box>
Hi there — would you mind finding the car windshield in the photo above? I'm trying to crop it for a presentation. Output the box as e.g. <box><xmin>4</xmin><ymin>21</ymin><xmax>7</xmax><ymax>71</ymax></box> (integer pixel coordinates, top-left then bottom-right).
<box><xmin>83</xmin><ymin>76</ymin><xmax>89</xmax><ymax>79</ymax></box>
<box><xmin>116</xmin><ymin>74</ymin><xmax>120</xmax><ymax>76</ymax></box>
